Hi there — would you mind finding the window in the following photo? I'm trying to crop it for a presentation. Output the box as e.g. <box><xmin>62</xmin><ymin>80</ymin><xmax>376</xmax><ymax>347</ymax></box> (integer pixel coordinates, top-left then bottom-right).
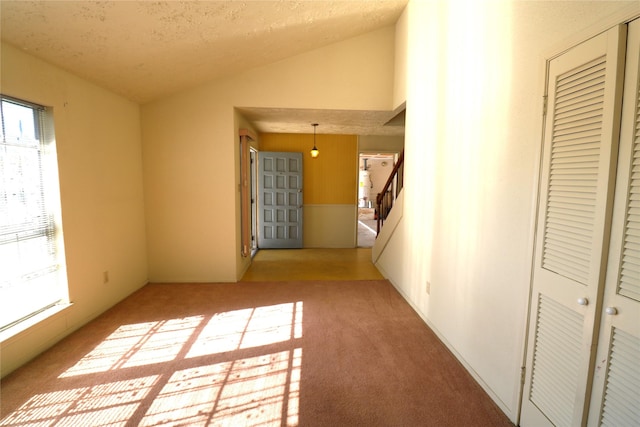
<box><xmin>0</xmin><ymin>96</ymin><xmax>66</xmax><ymax>332</ymax></box>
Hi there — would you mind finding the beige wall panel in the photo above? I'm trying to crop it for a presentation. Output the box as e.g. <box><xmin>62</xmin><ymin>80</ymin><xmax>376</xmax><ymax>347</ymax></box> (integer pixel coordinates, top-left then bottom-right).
<box><xmin>303</xmin><ymin>205</ymin><xmax>356</xmax><ymax>248</ymax></box>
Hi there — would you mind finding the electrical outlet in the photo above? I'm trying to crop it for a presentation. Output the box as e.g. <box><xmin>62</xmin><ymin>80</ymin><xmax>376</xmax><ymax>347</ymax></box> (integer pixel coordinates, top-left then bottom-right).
<box><xmin>103</xmin><ymin>271</ymin><xmax>109</xmax><ymax>284</ymax></box>
<box><xmin>426</xmin><ymin>281</ymin><xmax>431</xmax><ymax>295</ymax></box>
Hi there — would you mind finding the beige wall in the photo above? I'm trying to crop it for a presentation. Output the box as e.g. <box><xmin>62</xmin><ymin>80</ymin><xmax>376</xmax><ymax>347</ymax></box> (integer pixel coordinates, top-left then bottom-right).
<box><xmin>375</xmin><ymin>1</ymin><xmax>638</xmax><ymax>422</ymax></box>
<box><xmin>142</xmin><ymin>26</ymin><xmax>395</xmax><ymax>282</ymax></box>
<box><xmin>0</xmin><ymin>43</ymin><xmax>148</xmax><ymax>376</ymax></box>
<box><xmin>393</xmin><ymin>7</ymin><xmax>408</xmax><ymax>109</ymax></box>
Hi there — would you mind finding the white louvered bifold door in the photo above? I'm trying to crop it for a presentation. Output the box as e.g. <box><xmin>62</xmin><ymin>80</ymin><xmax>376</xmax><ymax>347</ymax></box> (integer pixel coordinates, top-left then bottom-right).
<box><xmin>521</xmin><ymin>26</ymin><xmax>626</xmax><ymax>427</ymax></box>
<box><xmin>588</xmin><ymin>18</ymin><xmax>640</xmax><ymax>427</ymax></box>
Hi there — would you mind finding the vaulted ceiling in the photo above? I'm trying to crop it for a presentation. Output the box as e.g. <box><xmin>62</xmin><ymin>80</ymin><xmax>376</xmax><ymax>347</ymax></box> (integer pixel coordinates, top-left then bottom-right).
<box><xmin>1</xmin><ymin>1</ymin><xmax>407</xmax><ymax>135</ymax></box>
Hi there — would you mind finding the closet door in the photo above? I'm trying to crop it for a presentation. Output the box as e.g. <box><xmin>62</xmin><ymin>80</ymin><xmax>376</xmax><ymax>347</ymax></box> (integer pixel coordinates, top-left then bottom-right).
<box><xmin>521</xmin><ymin>26</ymin><xmax>626</xmax><ymax>427</ymax></box>
<box><xmin>587</xmin><ymin>18</ymin><xmax>640</xmax><ymax>427</ymax></box>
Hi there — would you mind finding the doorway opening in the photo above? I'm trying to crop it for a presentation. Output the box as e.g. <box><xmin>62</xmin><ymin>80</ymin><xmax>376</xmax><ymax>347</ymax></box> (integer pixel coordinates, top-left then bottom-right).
<box><xmin>357</xmin><ymin>153</ymin><xmax>396</xmax><ymax>248</ymax></box>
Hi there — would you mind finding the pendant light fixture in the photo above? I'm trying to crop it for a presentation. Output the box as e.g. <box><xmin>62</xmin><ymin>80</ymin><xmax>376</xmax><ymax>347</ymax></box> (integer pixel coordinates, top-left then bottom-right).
<box><xmin>310</xmin><ymin>123</ymin><xmax>319</xmax><ymax>158</ymax></box>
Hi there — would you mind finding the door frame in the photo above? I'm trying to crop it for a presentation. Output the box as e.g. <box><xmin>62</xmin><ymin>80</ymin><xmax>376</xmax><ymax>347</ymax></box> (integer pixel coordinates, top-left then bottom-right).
<box><xmin>250</xmin><ymin>147</ymin><xmax>258</xmax><ymax>256</ymax></box>
<box><xmin>356</xmin><ymin>151</ymin><xmax>400</xmax><ymax>247</ymax></box>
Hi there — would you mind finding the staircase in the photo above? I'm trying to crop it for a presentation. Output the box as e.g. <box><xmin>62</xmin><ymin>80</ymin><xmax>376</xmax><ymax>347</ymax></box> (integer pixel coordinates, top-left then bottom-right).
<box><xmin>376</xmin><ymin>150</ymin><xmax>404</xmax><ymax>235</ymax></box>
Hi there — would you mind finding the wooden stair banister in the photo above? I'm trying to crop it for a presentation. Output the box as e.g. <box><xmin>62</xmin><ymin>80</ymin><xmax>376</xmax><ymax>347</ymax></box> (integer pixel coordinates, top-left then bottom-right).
<box><xmin>376</xmin><ymin>150</ymin><xmax>404</xmax><ymax>235</ymax></box>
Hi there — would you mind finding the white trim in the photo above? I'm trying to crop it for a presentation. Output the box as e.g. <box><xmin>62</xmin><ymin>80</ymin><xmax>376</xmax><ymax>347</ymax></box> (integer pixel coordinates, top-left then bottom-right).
<box><xmin>517</xmin><ymin>41</ymin><xmax>553</xmax><ymax>427</ymax></box>
<box><xmin>0</xmin><ymin>302</ymin><xmax>73</xmax><ymax>344</ymax></box>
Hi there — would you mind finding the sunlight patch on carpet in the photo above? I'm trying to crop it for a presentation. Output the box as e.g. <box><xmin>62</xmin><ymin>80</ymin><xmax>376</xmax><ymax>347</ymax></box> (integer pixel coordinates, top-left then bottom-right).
<box><xmin>0</xmin><ymin>375</ymin><xmax>159</xmax><ymax>426</ymax></box>
<box><xmin>187</xmin><ymin>302</ymin><xmax>304</xmax><ymax>357</ymax></box>
<box><xmin>59</xmin><ymin>316</ymin><xmax>204</xmax><ymax>377</ymax></box>
<box><xmin>139</xmin><ymin>349</ymin><xmax>302</xmax><ymax>426</ymax></box>
<box><xmin>11</xmin><ymin>301</ymin><xmax>307</xmax><ymax>426</ymax></box>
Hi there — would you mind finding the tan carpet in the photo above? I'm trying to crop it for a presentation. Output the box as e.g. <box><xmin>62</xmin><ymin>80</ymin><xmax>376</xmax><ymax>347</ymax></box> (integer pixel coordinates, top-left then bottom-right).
<box><xmin>0</xmin><ymin>280</ymin><xmax>512</xmax><ymax>426</ymax></box>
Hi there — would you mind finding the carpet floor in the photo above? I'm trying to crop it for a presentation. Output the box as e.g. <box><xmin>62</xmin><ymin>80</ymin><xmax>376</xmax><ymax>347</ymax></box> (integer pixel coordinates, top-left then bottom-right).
<box><xmin>0</xmin><ymin>279</ymin><xmax>512</xmax><ymax>426</ymax></box>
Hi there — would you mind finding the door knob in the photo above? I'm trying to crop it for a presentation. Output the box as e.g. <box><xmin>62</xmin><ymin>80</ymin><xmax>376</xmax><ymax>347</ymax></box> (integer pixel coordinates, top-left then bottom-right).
<box><xmin>577</xmin><ymin>297</ymin><xmax>589</xmax><ymax>306</ymax></box>
<box><xmin>605</xmin><ymin>307</ymin><xmax>618</xmax><ymax>315</ymax></box>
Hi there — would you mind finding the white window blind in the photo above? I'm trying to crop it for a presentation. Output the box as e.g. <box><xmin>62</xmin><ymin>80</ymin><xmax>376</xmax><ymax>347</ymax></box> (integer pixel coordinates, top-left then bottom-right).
<box><xmin>0</xmin><ymin>96</ymin><xmax>64</xmax><ymax>332</ymax></box>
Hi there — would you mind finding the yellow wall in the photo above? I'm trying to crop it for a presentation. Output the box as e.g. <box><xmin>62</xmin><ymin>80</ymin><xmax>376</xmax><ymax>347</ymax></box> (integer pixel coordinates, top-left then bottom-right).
<box><xmin>259</xmin><ymin>133</ymin><xmax>357</xmax><ymax>205</ymax></box>
<box><xmin>1</xmin><ymin>42</ymin><xmax>148</xmax><ymax>377</ymax></box>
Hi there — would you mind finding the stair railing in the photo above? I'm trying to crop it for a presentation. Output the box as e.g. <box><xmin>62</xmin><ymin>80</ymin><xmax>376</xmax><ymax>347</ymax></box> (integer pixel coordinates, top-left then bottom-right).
<box><xmin>376</xmin><ymin>150</ymin><xmax>404</xmax><ymax>235</ymax></box>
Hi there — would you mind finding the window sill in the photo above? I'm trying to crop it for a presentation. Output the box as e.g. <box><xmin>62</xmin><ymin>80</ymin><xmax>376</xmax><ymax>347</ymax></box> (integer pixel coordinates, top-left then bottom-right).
<box><xmin>0</xmin><ymin>302</ymin><xmax>74</xmax><ymax>344</ymax></box>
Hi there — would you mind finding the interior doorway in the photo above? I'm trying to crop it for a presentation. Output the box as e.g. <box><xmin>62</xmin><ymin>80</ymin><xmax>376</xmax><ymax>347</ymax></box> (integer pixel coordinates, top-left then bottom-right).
<box><xmin>357</xmin><ymin>152</ymin><xmax>396</xmax><ymax>247</ymax></box>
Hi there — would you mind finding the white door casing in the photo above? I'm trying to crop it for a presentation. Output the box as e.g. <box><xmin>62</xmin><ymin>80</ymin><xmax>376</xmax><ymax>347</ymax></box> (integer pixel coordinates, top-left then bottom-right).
<box><xmin>521</xmin><ymin>25</ymin><xmax>627</xmax><ymax>427</ymax></box>
<box><xmin>250</xmin><ymin>148</ymin><xmax>258</xmax><ymax>254</ymax></box>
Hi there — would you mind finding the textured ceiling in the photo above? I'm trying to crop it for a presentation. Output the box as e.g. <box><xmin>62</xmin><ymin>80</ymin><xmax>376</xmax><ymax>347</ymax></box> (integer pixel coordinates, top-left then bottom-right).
<box><xmin>1</xmin><ymin>0</ymin><xmax>407</xmax><ymax>136</ymax></box>
<box><xmin>1</xmin><ymin>1</ymin><xmax>406</xmax><ymax>101</ymax></box>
